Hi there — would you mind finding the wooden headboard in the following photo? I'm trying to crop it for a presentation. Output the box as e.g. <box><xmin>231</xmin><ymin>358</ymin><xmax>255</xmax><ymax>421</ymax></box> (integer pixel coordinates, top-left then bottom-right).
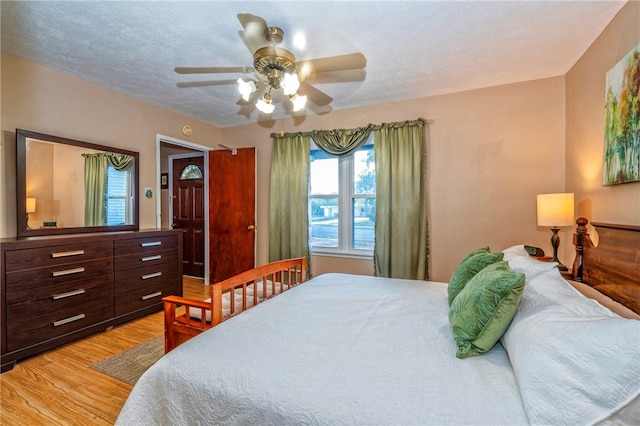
<box><xmin>571</xmin><ymin>217</ymin><xmax>640</xmax><ymax>315</ymax></box>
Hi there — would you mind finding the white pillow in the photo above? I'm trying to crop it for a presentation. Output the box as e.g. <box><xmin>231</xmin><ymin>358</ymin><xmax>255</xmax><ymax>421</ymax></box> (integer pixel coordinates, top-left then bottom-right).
<box><xmin>506</xmin><ymin>255</ymin><xmax>558</xmax><ymax>281</ymax></box>
<box><xmin>501</xmin><ymin>245</ymin><xmax>558</xmax><ymax>281</ymax></box>
<box><xmin>501</xmin><ymin>244</ymin><xmax>530</xmax><ymax>261</ymax></box>
<box><xmin>501</xmin><ymin>268</ymin><xmax>640</xmax><ymax>425</ymax></box>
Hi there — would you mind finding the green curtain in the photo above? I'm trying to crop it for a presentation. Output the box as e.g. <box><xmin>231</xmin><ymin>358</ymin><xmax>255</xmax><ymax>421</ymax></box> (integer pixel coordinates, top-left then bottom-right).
<box><xmin>107</xmin><ymin>152</ymin><xmax>134</xmax><ymax>171</ymax></box>
<box><xmin>311</xmin><ymin>124</ymin><xmax>374</xmax><ymax>157</ymax></box>
<box><xmin>83</xmin><ymin>153</ymin><xmax>108</xmax><ymax>226</ymax></box>
<box><xmin>83</xmin><ymin>152</ymin><xmax>133</xmax><ymax>226</ymax></box>
<box><xmin>373</xmin><ymin>119</ymin><xmax>429</xmax><ymax>280</ymax></box>
<box><xmin>269</xmin><ymin>134</ymin><xmax>311</xmax><ymax>272</ymax></box>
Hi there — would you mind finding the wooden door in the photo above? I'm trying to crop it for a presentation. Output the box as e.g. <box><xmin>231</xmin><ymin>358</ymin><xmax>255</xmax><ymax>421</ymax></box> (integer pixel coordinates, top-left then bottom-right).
<box><xmin>209</xmin><ymin>147</ymin><xmax>256</xmax><ymax>283</ymax></box>
<box><xmin>172</xmin><ymin>157</ymin><xmax>205</xmax><ymax>277</ymax></box>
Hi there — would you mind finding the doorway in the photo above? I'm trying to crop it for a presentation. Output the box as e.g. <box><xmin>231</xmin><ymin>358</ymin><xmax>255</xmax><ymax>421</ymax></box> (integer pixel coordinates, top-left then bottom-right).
<box><xmin>156</xmin><ymin>135</ymin><xmax>210</xmax><ymax>283</ymax></box>
<box><xmin>155</xmin><ymin>135</ymin><xmax>257</xmax><ymax>285</ymax></box>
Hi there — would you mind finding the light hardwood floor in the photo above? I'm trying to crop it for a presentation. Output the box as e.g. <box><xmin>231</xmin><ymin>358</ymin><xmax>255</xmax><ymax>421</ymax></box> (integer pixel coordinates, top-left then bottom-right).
<box><xmin>0</xmin><ymin>276</ymin><xmax>207</xmax><ymax>425</ymax></box>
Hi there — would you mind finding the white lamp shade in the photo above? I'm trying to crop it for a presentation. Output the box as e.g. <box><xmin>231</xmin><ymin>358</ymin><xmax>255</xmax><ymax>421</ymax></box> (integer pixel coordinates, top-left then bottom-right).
<box><xmin>26</xmin><ymin>197</ymin><xmax>36</xmax><ymax>213</ymax></box>
<box><xmin>237</xmin><ymin>78</ymin><xmax>256</xmax><ymax>101</ymax></box>
<box><xmin>281</xmin><ymin>72</ymin><xmax>300</xmax><ymax>96</ymax></box>
<box><xmin>255</xmin><ymin>97</ymin><xmax>275</xmax><ymax>114</ymax></box>
<box><xmin>537</xmin><ymin>193</ymin><xmax>574</xmax><ymax>227</ymax></box>
<box><xmin>289</xmin><ymin>94</ymin><xmax>307</xmax><ymax>111</ymax></box>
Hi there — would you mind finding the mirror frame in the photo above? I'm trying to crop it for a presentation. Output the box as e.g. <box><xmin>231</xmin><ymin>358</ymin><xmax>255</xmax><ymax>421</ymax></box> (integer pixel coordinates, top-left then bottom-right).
<box><xmin>16</xmin><ymin>129</ymin><xmax>140</xmax><ymax>237</ymax></box>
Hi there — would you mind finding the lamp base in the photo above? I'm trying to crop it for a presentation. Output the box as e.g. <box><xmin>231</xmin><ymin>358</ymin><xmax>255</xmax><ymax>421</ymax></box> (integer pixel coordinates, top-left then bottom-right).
<box><xmin>549</xmin><ymin>226</ymin><xmax>567</xmax><ymax>271</ymax></box>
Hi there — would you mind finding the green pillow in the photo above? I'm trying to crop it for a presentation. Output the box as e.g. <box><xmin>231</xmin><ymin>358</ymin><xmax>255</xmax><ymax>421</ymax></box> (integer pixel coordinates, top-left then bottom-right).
<box><xmin>448</xmin><ymin>261</ymin><xmax>525</xmax><ymax>359</ymax></box>
<box><xmin>448</xmin><ymin>247</ymin><xmax>503</xmax><ymax>306</ymax></box>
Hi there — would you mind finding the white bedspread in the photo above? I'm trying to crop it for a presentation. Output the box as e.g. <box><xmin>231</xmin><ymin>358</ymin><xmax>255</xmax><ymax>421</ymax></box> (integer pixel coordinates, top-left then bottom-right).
<box><xmin>117</xmin><ymin>273</ymin><xmax>528</xmax><ymax>425</ymax></box>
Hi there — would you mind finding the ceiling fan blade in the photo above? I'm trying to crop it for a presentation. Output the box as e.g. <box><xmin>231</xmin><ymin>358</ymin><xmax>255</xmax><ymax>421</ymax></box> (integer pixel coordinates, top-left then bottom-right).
<box><xmin>304</xmin><ymin>69</ymin><xmax>366</xmax><ymax>85</ymax></box>
<box><xmin>297</xmin><ymin>53</ymin><xmax>366</xmax><ymax>76</ymax></box>
<box><xmin>176</xmin><ymin>80</ymin><xmax>237</xmax><ymax>88</ymax></box>
<box><xmin>306</xmin><ymin>102</ymin><xmax>333</xmax><ymax>116</ymax></box>
<box><xmin>298</xmin><ymin>81</ymin><xmax>333</xmax><ymax>107</ymax></box>
<box><xmin>174</xmin><ymin>66</ymin><xmax>254</xmax><ymax>75</ymax></box>
<box><xmin>238</xmin><ymin>31</ymin><xmax>258</xmax><ymax>55</ymax></box>
<box><xmin>237</xmin><ymin>13</ymin><xmax>268</xmax><ymax>52</ymax></box>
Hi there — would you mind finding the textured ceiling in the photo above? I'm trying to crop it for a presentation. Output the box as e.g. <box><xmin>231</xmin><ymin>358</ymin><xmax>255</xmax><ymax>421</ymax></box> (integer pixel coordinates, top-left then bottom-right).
<box><xmin>1</xmin><ymin>1</ymin><xmax>627</xmax><ymax>128</ymax></box>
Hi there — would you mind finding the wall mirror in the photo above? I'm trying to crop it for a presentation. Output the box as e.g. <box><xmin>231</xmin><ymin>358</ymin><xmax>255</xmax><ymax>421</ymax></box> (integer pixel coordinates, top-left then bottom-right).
<box><xmin>16</xmin><ymin>129</ymin><xmax>139</xmax><ymax>237</ymax></box>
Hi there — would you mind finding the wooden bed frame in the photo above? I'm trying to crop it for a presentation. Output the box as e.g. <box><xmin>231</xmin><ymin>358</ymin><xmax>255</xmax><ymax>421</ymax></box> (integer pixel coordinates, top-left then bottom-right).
<box><xmin>571</xmin><ymin>217</ymin><xmax>640</xmax><ymax>315</ymax></box>
<box><xmin>163</xmin><ymin>257</ymin><xmax>306</xmax><ymax>353</ymax></box>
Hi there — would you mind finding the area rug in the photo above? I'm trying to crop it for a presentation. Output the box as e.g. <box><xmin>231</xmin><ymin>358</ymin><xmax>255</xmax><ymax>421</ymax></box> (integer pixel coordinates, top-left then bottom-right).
<box><xmin>90</xmin><ymin>336</ymin><xmax>164</xmax><ymax>385</ymax></box>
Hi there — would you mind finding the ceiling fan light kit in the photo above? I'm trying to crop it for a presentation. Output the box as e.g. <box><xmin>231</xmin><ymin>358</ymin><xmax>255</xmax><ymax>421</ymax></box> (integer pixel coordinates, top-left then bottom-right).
<box><xmin>175</xmin><ymin>14</ymin><xmax>367</xmax><ymax>117</ymax></box>
<box><xmin>243</xmin><ymin>30</ymin><xmax>306</xmax><ymax>114</ymax></box>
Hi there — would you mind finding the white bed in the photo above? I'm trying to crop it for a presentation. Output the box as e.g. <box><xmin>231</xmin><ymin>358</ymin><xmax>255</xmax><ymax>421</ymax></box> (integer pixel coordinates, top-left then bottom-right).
<box><xmin>117</xmin><ymin>244</ymin><xmax>640</xmax><ymax>425</ymax></box>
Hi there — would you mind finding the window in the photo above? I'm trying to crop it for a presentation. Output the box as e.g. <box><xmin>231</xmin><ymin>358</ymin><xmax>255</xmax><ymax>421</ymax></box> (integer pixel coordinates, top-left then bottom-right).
<box><xmin>106</xmin><ymin>164</ymin><xmax>133</xmax><ymax>225</ymax></box>
<box><xmin>309</xmin><ymin>137</ymin><xmax>375</xmax><ymax>256</ymax></box>
<box><xmin>179</xmin><ymin>164</ymin><xmax>203</xmax><ymax>180</ymax></box>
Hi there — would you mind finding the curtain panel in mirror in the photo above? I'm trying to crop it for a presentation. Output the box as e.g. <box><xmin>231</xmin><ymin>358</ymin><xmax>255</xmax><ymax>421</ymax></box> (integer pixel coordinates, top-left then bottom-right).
<box><xmin>83</xmin><ymin>152</ymin><xmax>134</xmax><ymax>226</ymax></box>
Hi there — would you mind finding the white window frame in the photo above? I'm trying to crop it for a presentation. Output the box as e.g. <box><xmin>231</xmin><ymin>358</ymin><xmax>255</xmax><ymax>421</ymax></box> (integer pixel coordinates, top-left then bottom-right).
<box><xmin>105</xmin><ymin>163</ymin><xmax>133</xmax><ymax>226</ymax></box>
<box><xmin>309</xmin><ymin>137</ymin><xmax>374</xmax><ymax>259</ymax></box>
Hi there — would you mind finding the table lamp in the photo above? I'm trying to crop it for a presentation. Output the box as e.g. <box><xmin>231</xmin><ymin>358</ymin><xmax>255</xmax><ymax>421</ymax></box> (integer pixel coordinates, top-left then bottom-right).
<box><xmin>26</xmin><ymin>197</ymin><xmax>36</xmax><ymax>229</ymax></box>
<box><xmin>536</xmin><ymin>193</ymin><xmax>574</xmax><ymax>271</ymax></box>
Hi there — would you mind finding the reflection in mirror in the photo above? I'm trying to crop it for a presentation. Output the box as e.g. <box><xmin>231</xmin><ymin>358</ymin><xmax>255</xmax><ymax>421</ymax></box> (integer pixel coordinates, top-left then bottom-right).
<box><xmin>16</xmin><ymin>129</ymin><xmax>139</xmax><ymax>237</ymax></box>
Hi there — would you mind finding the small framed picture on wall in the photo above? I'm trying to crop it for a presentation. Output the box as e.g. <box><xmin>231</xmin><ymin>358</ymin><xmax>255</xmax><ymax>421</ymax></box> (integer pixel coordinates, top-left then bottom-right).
<box><xmin>161</xmin><ymin>173</ymin><xmax>169</xmax><ymax>189</ymax></box>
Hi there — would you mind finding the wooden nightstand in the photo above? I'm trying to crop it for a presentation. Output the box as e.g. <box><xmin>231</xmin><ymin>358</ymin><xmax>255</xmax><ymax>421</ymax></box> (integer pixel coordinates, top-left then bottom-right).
<box><xmin>560</xmin><ymin>269</ymin><xmax>574</xmax><ymax>279</ymax></box>
<box><xmin>532</xmin><ymin>255</ymin><xmax>553</xmax><ymax>262</ymax></box>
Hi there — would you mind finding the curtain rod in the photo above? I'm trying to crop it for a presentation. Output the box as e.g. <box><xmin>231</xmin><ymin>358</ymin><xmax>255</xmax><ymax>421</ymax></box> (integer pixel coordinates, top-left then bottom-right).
<box><xmin>270</xmin><ymin>118</ymin><xmax>426</xmax><ymax>139</ymax></box>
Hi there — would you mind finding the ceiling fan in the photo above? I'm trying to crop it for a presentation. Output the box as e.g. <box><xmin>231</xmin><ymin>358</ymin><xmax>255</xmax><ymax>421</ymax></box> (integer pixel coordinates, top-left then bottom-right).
<box><xmin>174</xmin><ymin>13</ymin><xmax>367</xmax><ymax>115</ymax></box>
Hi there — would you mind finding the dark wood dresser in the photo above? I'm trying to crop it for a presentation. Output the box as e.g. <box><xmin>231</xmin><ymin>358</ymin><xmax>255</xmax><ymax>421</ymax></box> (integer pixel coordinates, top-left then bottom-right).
<box><xmin>0</xmin><ymin>229</ymin><xmax>182</xmax><ymax>372</ymax></box>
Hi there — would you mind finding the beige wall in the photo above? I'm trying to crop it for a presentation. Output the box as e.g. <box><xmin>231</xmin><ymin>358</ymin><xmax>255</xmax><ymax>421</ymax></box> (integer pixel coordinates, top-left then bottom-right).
<box><xmin>221</xmin><ymin>77</ymin><xmax>567</xmax><ymax>281</ymax></box>
<box><xmin>1</xmin><ymin>53</ymin><xmax>223</xmax><ymax>238</ymax></box>
<box><xmin>3</xmin><ymin>50</ymin><xmax>566</xmax><ymax>282</ymax></box>
<box><xmin>23</xmin><ymin>140</ymin><xmax>134</xmax><ymax>229</ymax></box>
<box><xmin>566</xmin><ymin>1</ymin><xmax>640</xmax><ymax>229</ymax></box>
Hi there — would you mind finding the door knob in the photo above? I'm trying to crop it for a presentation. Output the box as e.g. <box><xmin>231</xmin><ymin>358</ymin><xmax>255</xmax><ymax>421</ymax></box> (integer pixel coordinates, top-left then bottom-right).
<box><xmin>247</xmin><ymin>225</ymin><xmax>256</xmax><ymax>230</ymax></box>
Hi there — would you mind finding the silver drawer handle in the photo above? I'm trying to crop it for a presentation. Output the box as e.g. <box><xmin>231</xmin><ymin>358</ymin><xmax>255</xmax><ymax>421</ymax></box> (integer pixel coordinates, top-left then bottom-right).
<box><xmin>53</xmin><ymin>313</ymin><xmax>85</xmax><ymax>327</ymax></box>
<box><xmin>141</xmin><ymin>241</ymin><xmax>161</xmax><ymax>247</ymax></box>
<box><xmin>141</xmin><ymin>291</ymin><xmax>162</xmax><ymax>301</ymax></box>
<box><xmin>52</xmin><ymin>289</ymin><xmax>85</xmax><ymax>300</ymax></box>
<box><xmin>52</xmin><ymin>267</ymin><xmax>85</xmax><ymax>277</ymax></box>
<box><xmin>51</xmin><ymin>250</ymin><xmax>85</xmax><ymax>258</ymax></box>
<box><xmin>141</xmin><ymin>255</ymin><xmax>162</xmax><ymax>262</ymax></box>
<box><xmin>141</xmin><ymin>272</ymin><xmax>162</xmax><ymax>280</ymax></box>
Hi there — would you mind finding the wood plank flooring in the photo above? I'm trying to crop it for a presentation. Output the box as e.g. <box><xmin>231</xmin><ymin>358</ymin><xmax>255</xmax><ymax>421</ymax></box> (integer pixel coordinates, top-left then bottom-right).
<box><xmin>0</xmin><ymin>276</ymin><xmax>207</xmax><ymax>425</ymax></box>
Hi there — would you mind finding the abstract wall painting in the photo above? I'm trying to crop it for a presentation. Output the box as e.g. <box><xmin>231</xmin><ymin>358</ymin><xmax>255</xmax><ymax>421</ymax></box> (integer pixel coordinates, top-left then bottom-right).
<box><xmin>603</xmin><ymin>43</ymin><xmax>640</xmax><ymax>186</ymax></box>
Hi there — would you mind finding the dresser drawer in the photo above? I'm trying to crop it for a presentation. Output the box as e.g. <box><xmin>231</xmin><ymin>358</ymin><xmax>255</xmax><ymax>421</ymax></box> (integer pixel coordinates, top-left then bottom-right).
<box><xmin>114</xmin><ymin>248</ymin><xmax>178</xmax><ymax>272</ymax></box>
<box><xmin>4</xmin><ymin>258</ymin><xmax>113</xmax><ymax>292</ymax></box>
<box><xmin>6</xmin><ymin>273</ymin><xmax>114</xmax><ymax>307</ymax></box>
<box><xmin>114</xmin><ymin>234</ymin><xmax>178</xmax><ymax>256</ymax></box>
<box><xmin>6</xmin><ymin>280</ymin><xmax>114</xmax><ymax>352</ymax></box>
<box><xmin>115</xmin><ymin>279</ymin><xmax>177</xmax><ymax>316</ymax></box>
<box><xmin>4</xmin><ymin>241</ymin><xmax>113</xmax><ymax>271</ymax></box>
<box><xmin>114</xmin><ymin>261</ymin><xmax>179</xmax><ymax>295</ymax></box>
